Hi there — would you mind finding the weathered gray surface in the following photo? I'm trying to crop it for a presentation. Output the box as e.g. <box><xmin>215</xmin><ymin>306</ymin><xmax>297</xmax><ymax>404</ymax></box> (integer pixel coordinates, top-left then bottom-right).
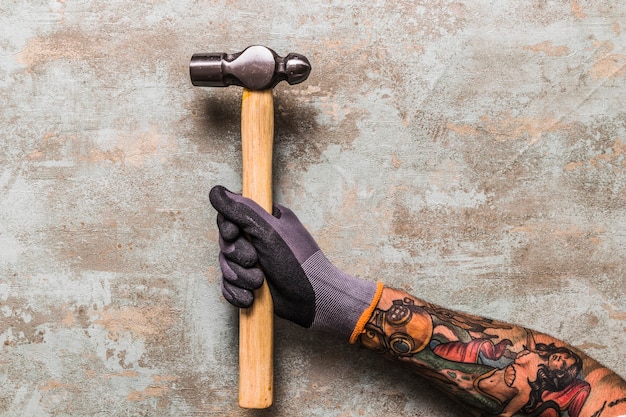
<box><xmin>0</xmin><ymin>1</ymin><xmax>624</xmax><ymax>416</ymax></box>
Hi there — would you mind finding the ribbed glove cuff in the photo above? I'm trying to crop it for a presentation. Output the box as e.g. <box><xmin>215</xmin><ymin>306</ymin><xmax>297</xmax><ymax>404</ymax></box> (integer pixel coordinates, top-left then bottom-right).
<box><xmin>302</xmin><ymin>250</ymin><xmax>384</xmax><ymax>342</ymax></box>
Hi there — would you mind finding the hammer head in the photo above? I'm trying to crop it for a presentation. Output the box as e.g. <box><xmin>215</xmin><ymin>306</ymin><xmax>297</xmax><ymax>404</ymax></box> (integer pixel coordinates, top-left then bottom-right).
<box><xmin>190</xmin><ymin>45</ymin><xmax>311</xmax><ymax>90</ymax></box>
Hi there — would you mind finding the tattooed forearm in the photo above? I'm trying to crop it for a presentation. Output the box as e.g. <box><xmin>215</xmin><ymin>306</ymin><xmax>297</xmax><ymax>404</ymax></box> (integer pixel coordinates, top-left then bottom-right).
<box><xmin>358</xmin><ymin>287</ymin><xmax>626</xmax><ymax>417</ymax></box>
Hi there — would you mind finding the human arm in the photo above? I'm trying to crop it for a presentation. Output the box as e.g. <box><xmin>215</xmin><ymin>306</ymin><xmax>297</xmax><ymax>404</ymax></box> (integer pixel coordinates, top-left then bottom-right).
<box><xmin>209</xmin><ymin>186</ymin><xmax>626</xmax><ymax>417</ymax></box>
<box><xmin>363</xmin><ymin>287</ymin><xmax>625</xmax><ymax>417</ymax></box>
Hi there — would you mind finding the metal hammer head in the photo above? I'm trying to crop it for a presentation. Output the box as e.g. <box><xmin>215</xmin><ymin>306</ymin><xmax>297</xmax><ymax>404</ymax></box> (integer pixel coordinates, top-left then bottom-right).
<box><xmin>190</xmin><ymin>45</ymin><xmax>311</xmax><ymax>90</ymax></box>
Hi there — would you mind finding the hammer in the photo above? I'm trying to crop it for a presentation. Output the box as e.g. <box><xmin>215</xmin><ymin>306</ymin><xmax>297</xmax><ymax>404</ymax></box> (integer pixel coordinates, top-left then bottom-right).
<box><xmin>190</xmin><ymin>45</ymin><xmax>311</xmax><ymax>408</ymax></box>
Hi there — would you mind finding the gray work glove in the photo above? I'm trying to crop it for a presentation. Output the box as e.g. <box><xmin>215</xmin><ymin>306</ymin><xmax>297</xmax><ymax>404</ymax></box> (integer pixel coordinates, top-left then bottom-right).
<box><xmin>209</xmin><ymin>185</ymin><xmax>382</xmax><ymax>341</ymax></box>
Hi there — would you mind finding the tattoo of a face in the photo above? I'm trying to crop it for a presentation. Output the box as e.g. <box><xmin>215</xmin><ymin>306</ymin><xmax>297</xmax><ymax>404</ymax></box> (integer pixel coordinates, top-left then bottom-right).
<box><xmin>359</xmin><ymin>297</ymin><xmax>433</xmax><ymax>357</ymax></box>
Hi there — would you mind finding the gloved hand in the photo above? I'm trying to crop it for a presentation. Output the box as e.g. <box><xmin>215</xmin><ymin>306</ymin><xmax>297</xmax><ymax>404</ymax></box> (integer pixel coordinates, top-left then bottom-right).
<box><xmin>209</xmin><ymin>185</ymin><xmax>383</xmax><ymax>342</ymax></box>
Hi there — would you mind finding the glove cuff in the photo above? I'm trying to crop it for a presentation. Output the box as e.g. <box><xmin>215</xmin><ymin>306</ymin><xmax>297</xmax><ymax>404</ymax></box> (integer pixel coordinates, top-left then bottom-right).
<box><xmin>302</xmin><ymin>250</ymin><xmax>383</xmax><ymax>340</ymax></box>
<box><xmin>349</xmin><ymin>281</ymin><xmax>384</xmax><ymax>344</ymax></box>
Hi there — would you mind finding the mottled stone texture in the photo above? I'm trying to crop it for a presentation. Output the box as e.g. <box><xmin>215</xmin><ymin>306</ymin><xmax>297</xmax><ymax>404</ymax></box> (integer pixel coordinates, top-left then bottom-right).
<box><xmin>0</xmin><ymin>1</ymin><xmax>624</xmax><ymax>416</ymax></box>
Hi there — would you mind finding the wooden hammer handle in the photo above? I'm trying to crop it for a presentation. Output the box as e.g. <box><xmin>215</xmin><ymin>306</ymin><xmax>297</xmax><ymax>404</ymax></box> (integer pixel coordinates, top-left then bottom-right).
<box><xmin>239</xmin><ymin>88</ymin><xmax>274</xmax><ymax>408</ymax></box>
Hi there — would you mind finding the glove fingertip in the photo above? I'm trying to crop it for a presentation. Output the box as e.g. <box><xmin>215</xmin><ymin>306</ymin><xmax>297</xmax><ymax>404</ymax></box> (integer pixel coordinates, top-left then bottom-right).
<box><xmin>223</xmin><ymin>281</ymin><xmax>253</xmax><ymax>308</ymax></box>
<box><xmin>209</xmin><ymin>185</ymin><xmax>230</xmax><ymax>211</ymax></box>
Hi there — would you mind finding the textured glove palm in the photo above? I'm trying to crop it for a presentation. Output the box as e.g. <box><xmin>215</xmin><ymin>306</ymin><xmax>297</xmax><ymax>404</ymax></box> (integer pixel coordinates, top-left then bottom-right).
<box><xmin>209</xmin><ymin>185</ymin><xmax>380</xmax><ymax>339</ymax></box>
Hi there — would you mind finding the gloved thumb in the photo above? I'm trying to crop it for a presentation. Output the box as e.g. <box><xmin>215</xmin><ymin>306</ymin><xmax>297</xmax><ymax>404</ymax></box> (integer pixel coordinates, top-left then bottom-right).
<box><xmin>209</xmin><ymin>185</ymin><xmax>274</xmax><ymax>236</ymax></box>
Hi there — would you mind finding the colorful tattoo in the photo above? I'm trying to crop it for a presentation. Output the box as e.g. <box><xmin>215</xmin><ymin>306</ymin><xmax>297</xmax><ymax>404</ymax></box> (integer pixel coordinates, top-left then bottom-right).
<box><xmin>358</xmin><ymin>288</ymin><xmax>626</xmax><ymax>417</ymax></box>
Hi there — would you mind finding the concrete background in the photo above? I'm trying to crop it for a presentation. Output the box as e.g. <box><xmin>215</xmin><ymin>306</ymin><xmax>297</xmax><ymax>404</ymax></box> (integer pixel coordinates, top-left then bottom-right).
<box><xmin>1</xmin><ymin>1</ymin><xmax>624</xmax><ymax>416</ymax></box>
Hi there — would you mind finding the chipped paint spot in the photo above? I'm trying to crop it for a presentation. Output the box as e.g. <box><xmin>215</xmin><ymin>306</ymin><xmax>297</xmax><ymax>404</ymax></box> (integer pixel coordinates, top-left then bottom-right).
<box><xmin>94</xmin><ymin>305</ymin><xmax>174</xmax><ymax>340</ymax></box>
<box><xmin>589</xmin><ymin>41</ymin><xmax>626</xmax><ymax>80</ymax></box>
<box><xmin>390</xmin><ymin>153</ymin><xmax>403</xmax><ymax>169</ymax></box>
<box><xmin>152</xmin><ymin>375</ymin><xmax>178</xmax><ymax>383</ymax></box>
<box><xmin>446</xmin><ymin>122</ymin><xmax>480</xmax><ymax>137</ymax></box>
<box><xmin>571</xmin><ymin>1</ymin><xmax>587</xmax><ymax>19</ymax></box>
<box><xmin>566</xmin><ymin>138</ymin><xmax>626</xmax><ymax>172</ymax></box>
<box><xmin>39</xmin><ymin>380</ymin><xmax>72</xmax><ymax>391</ymax></box>
<box><xmin>128</xmin><ymin>385</ymin><xmax>170</xmax><ymax>401</ymax></box>
<box><xmin>104</xmin><ymin>370</ymin><xmax>140</xmax><ymax>379</ymax></box>
<box><xmin>590</xmin><ymin>54</ymin><xmax>626</xmax><ymax>80</ymax></box>
<box><xmin>523</xmin><ymin>41</ymin><xmax>570</xmax><ymax>57</ymax></box>
<box><xmin>16</xmin><ymin>30</ymin><xmax>97</xmax><ymax>71</ymax></box>
<box><xmin>0</xmin><ymin>300</ymin><xmax>48</xmax><ymax>346</ymax></box>
<box><xmin>90</xmin><ymin>126</ymin><xmax>178</xmax><ymax>167</ymax></box>
<box><xmin>447</xmin><ymin>112</ymin><xmax>565</xmax><ymax>143</ymax></box>
<box><xmin>577</xmin><ymin>341</ymin><xmax>608</xmax><ymax>350</ymax></box>
<box><xmin>603</xmin><ymin>303</ymin><xmax>626</xmax><ymax>321</ymax></box>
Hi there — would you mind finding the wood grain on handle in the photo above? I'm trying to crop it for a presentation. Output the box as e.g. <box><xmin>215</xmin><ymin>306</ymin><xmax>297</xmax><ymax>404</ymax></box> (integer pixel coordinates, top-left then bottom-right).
<box><xmin>239</xmin><ymin>88</ymin><xmax>274</xmax><ymax>409</ymax></box>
